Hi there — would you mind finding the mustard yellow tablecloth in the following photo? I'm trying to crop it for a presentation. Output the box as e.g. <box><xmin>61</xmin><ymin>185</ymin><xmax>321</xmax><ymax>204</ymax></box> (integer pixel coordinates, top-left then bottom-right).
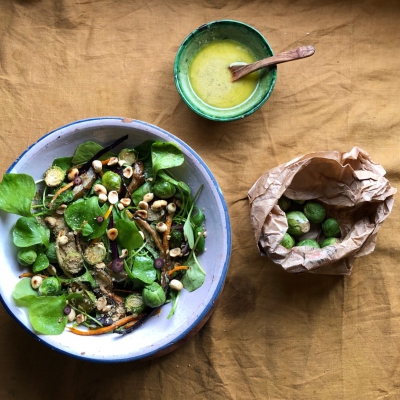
<box><xmin>1</xmin><ymin>1</ymin><xmax>400</xmax><ymax>399</ymax></box>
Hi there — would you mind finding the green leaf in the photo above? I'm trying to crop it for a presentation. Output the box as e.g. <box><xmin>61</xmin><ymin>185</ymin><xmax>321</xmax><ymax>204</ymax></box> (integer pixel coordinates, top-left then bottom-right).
<box><xmin>0</xmin><ymin>173</ymin><xmax>36</xmax><ymax>217</ymax></box>
<box><xmin>64</xmin><ymin>197</ymin><xmax>107</xmax><ymax>239</ymax></box>
<box><xmin>28</xmin><ymin>295</ymin><xmax>67</xmax><ymax>335</ymax></box>
<box><xmin>134</xmin><ymin>139</ymin><xmax>156</xmax><ymax>160</ymax></box>
<box><xmin>115</xmin><ymin>218</ymin><xmax>144</xmax><ymax>250</ymax></box>
<box><xmin>181</xmin><ymin>253</ymin><xmax>206</xmax><ymax>292</ymax></box>
<box><xmin>12</xmin><ymin>278</ymin><xmax>38</xmax><ymax>307</ymax></box>
<box><xmin>131</xmin><ymin>181</ymin><xmax>153</xmax><ymax>206</ymax></box>
<box><xmin>151</xmin><ymin>142</ymin><xmax>184</xmax><ymax>180</ymax></box>
<box><xmin>52</xmin><ymin>157</ymin><xmax>73</xmax><ymax>171</ymax></box>
<box><xmin>131</xmin><ymin>256</ymin><xmax>157</xmax><ymax>284</ymax></box>
<box><xmin>72</xmin><ymin>141</ymin><xmax>104</xmax><ymax>165</ymax></box>
<box><xmin>32</xmin><ymin>252</ymin><xmax>50</xmax><ymax>273</ymax></box>
<box><xmin>13</xmin><ymin>217</ymin><xmax>50</xmax><ymax>248</ymax></box>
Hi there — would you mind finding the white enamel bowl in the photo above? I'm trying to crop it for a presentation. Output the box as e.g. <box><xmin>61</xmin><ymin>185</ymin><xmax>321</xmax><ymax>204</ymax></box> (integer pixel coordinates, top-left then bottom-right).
<box><xmin>0</xmin><ymin>117</ymin><xmax>231</xmax><ymax>363</ymax></box>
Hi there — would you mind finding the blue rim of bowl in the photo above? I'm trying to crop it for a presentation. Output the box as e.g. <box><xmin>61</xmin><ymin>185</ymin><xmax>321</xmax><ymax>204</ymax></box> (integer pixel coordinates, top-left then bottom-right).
<box><xmin>174</xmin><ymin>20</ymin><xmax>277</xmax><ymax>122</ymax></box>
<box><xmin>0</xmin><ymin>117</ymin><xmax>232</xmax><ymax>363</ymax></box>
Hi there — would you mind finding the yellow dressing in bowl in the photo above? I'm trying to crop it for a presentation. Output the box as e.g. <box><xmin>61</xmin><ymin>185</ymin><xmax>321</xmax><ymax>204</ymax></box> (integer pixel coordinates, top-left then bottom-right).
<box><xmin>188</xmin><ymin>40</ymin><xmax>259</xmax><ymax>109</ymax></box>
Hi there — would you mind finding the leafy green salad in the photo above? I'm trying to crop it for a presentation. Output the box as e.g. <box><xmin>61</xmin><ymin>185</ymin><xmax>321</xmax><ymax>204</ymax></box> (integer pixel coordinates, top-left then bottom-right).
<box><xmin>0</xmin><ymin>135</ymin><xmax>207</xmax><ymax>336</ymax></box>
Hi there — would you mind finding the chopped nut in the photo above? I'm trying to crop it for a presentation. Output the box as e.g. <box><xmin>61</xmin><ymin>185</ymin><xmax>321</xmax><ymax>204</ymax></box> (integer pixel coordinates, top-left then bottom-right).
<box><xmin>120</xmin><ymin>249</ymin><xmax>129</xmax><ymax>259</ymax></box>
<box><xmin>143</xmin><ymin>193</ymin><xmax>154</xmax><ymax>203</ymax></box>
<box><xmin>107</xmin><ymin>228</ymin><xmax>118</xmax><ymax>241</ymax></box>
<box><xmin>47</xmin><ymin>265</ymin><xmax>57</xmax><ymax>276</ymax></box>
<box><xmin>156</xmin><ymin>222</ymin><xmax>168</xmax><ymax>233</ymax></box>
<box><xmin>108</xmin><ymin>191</ymin><xmax>119</xmax><ymax>205</ymax></box>
<box><xmin>167</xmin><ymin>203</ymin><xmax>176</xmax><ymax>214</ymax></box>
<box><xmin>31</xmin><ymin>275</ymin><xmax>43</xmax><ymax>289</ymax></box>
<box><xmin>67</xmin><ymin>167</ymin><xmax>79</xmax><ymax>181</ymax></box>
<box><xmin>123</xmin><ymin>166</ymin><xmax>133</xmax><ymax>179</ymax></box>
<box><xmin>118</xmin><ymin>159</ymin><xmax>127</xmax><ymax>167</ymax></box>
<box><xmin>120</xmin><ymin>198</ymin><xmax>131</xmax><ymax>207</ymax></box>
<box><xmin>93</xmin><ymin>184</ymin><xmax>107</xmax><ymax>195</ymax></box>
<box><xmin>169</xmin><ymin>279</ymin><xmax>183</xmax><ymax>291</ymax></box>
<box><xmin>169</xmin><ymin>247</ymin><xmax>182</xmax><ymax>258</ymax></box>
<box><xmin>95</xmin><ymin>262</ymin><xmax>106</xmax><ymax>269</ymax></box>
<box><xmin>92</xmin><ymin>160</ymin><xmax>103</xmax><ymax>173</ymax></box>
<box><xmin>98</xmin><ymin>193</ymin><xmax>108</xmax><ymax>203</ymax></box>
<box><xmin>58</xmin><ymin>235</ymin><xmax>69</xmax><ymax>246</ymax></box>
<box><xmin>107</xmin><ymin>157</ymin><xmax>119</xmax><ymax>166</ymax></box>
<box><xmin>136</xmin><ymin>209</ymin><xmax>148</xmax><ymax>219</ymax></box>
<box><xmin>151</xmin><ymin>200</ymin><xmax>168</xmax><ymax>211</ymax></box>
<box><xmin>76</xmin><ymin>314</ymin><xmax>87</xmax><ymax>325</ymax></box>
<box><xmin>45</xmin><ymin>216</ymin><xmax>57</xmax><ymax>228</ymax></box>
<box><xmin>67</xmin><ymin>308</ymin><xmax>76</xmax><ymax>322</ymax></box>
<box><xmin>117</xmin><ymin>203</ymin><xmax>125</xmax><ymax>211</ymax></box>
<box><xmin>138</xmin><ymin>200</ymin><xmax>148</xmax><ymax>210</ymax></box>
<box><xmin>95</xmin><ymin>296</ymin><xmax>108</xmax><ymax>311</ymax></box>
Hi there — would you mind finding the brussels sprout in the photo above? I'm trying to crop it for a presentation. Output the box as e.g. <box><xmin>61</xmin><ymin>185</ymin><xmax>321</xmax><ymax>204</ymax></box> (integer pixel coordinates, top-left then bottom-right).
<box><xmin>320</xmin><ymin>237</ymin><xmax>341</xmax><ymax>248</ymax></box>
<box><xmin>303</xmin><ymin>201</ymin><xmax>326</xmax><ymax>224</ymax></box>
<box><xmin>17</xmin><ymin>248</ymin><xmax>37</xmax><ymax>266</ymax></box>
<box><xmin>153</xmin><ymin>179</ymin><xmax>176</xmax><ymax>199</ymax></box>
<box><xmin>118</xmin><ymin>148</ymin><xmax>137</xmax><ymax>165</ymax></box>
<box><xmin>322</xmin><ymin>218</ymin><xmax>341</xmax><ymax>238</ymax></box>
<box><xmin>39</xmin><ymin>277</ymin><xmax>61</xmax><ymax>296</ymax></box>
<box><xmin>142</xmin><ymin>282</ymin><xmax>166</xmax><ymax>308</ymax></box>
<box><xmin>45</xmin><ymin>242</ymin><xmax>58</xmax><ymax>264</ymax></box>
<box><xmin>169</xmin><ymin>229</ymin><xmax>184</xmax><ymax>249</ymax></box>
<box><xmin>62</xmin><ymin>251</ymin><xmax>84</xmax><ymax>275</ymax></box>
<box><xmin>278</xmin><ymin>196</ymin><xmax>291</xmax><ymax>211</ymax></box>
<box><xmin>101</xmin><ymin>171</ymin><xmax>122</xmax><ymax>192</ymax></box>
<box><xmin>280</xmin><ymin>233</ymin><xmax>295</xmax><ymax>249</ymax></box>
<box><xmin>296</xmin><ymin>239</ymin><xmax>320</xmax><ymax>248</ymax></box>
<box><xmin>125</xmin><ymin>293</ymin><xmax>146</xmax><ymax>314</ymax></box>
<box><xmin>286</xmin><ymin>211</ymin><xmax>310</xmax><ymax>236</ymax></box>
<box><xmin>83</xmin><ymin>242</ymin><xmax>107</xmax><ymax>265</ymax></box>
<box><xmin>43</xmin><ymin>165</ymin><xmax>66</xmax><ymax>187</ymax></box>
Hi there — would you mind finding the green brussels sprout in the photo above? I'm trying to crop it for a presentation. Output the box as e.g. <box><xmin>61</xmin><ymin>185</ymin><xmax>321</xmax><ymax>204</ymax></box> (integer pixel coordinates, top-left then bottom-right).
<box><xmin>169</xmin><ymin>229</ymin><xmax>184</xmax><ymax>249</ymax></box>
<box><xmin>101</xmin><ymin>171</ymin><xmax>122</xmax><ymax>192</ymax></box>
<box><xmin>43</xmin><ymin>165</ymin><xmax>66</xmax><ymax>187</ymax></box>
<box><xmin>45</xmin><ymin>242</ymin><xmax>58</xmax><ymax>264</ymax></box>
<box><xmin>39</xmin><ymin>277</ymin><xmax>61</xmax><ymax>296</ymax></box>
<box><xmin>62</xmin><ymin>251</ymin><xmax>84</xmax><ymax>275</ymax></box>
<box><xmin>118</xmin><ymin>148</ymin><xmax>137</xmax><ymax>165</ymax></box>
<box><xmin>303</xmin><ymin>201</ymin><xmax>326</xmax><ymax>224</ymax></box>
<box><xmin>320</xmin><ymin>237</ymin><xmax>341</xmax><ymax>248</ymax></box>
<box><xmin>286</xmin><ymin>211</ymin><xmax>310</xmax><ymax>236</ymax></box>
<box><xmin>296</xmin><ymin>239</ymin><xmax>320</xmax><ymax>248</ymax></box>
<box><xmin>153</xmin><ymin>179</ymin><xmax>176</xmax><ymax>199</ymax></box>
<box><xmin>125</xmin><ymin>293</ymin><xmax>146</xmax><ymax>315</ymax></box>
<box><xmin>292</xmin><ymin>199</ymin><xmax>305</xmax><ymax>204</ymax></box>
<box><xmin>278</xmin><ymin>196</ymin><xmax>291</xmax><ymax>211</ymax></box>
<box><xmin>280</xmin><ymin>233</ymin><xmax>295</xmax><ymax>249</ymax></box>
<box><xmin>322</xmin><ymin>218</ymin><xmax>341</xmax><ymax>238</ymax></box>
<box><xmin>17</xmin><ymin>248</ymin><xmax>37</xmax><ymax>266</ymax></box>
<box><xmin>142</xmin><ymin>282</ymin><xmax>166</xmax><ymax>308</ymax></box>
<box><xmin>83</xmin><ymin>242</ymin><xmax>107</xmax><ymax>265</ymax></box>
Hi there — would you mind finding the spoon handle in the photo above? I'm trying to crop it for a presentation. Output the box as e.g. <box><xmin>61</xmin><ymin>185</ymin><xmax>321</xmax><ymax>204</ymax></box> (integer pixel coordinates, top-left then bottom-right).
<box><xmin>230</xmin><ymin>45</ymin><xmax>315</xmax><ymax>81</ymax></box>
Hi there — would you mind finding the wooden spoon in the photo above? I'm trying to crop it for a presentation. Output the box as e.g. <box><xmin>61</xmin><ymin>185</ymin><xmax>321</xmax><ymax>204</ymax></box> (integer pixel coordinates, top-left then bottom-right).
<box><xmin>229</xmin><ymin>45</ymin><xmax>315</xmax><ymax>82</ymax></box>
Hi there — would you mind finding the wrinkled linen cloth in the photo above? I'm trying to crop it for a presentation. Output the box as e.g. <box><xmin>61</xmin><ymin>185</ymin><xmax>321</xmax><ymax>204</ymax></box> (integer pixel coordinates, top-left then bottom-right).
<box><xmin>1</xmin><ymin>1</ymin><xmax>400</xmax><ymax>399</ymax></box>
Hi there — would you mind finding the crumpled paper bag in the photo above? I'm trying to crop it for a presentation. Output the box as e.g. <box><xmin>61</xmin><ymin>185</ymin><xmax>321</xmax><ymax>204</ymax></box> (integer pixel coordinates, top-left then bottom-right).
<box><xmin>248</xmin><ymin>147</ymin><xmax>397</xmax><ymax>275</ymax></box>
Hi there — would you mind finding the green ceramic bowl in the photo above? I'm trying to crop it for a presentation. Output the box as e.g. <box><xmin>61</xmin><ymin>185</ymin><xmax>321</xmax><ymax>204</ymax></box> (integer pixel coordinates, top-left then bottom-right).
<box><xmin>174</xmin><ymin>20</ymin><xmax>277</xmax><ymax>122</ymax></box>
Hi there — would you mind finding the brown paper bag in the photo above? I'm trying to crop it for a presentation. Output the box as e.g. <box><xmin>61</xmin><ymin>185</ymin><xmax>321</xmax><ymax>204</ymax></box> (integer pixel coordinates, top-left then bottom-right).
<box><xmin>248</xmin><ymin>147</ymin><xmax>397</xmax><ymax>275</ymax></box>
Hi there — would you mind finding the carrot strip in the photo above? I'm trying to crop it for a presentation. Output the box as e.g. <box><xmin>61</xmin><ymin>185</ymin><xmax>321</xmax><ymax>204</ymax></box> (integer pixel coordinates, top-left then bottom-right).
<box><xmin>68</xmin><ymin>315</ymin><xmax>137</xmax><ymax>336</ymax></box>
<box><xmin>167</xmin><ymin>265</ymin><xmax>189</xmax><ymax>277</ymax></box>
<box><xmin>163</xmin><ymin>213</ymin><xmax>173</xmax><ymax>253</ymax></box>
<box><xmin>104</xmin><ymin>204</ymin><xmax>114</xmax><ymax>219</ymax></box>
<box><xmin>101</xmin><ymin>158</ymin><xmax>111</xmax><ymax>165</ymax></box>
<box><xmin>49</xmin><ymin>181</ymin><xmax>74</xmax><ymax>208</ymax></box>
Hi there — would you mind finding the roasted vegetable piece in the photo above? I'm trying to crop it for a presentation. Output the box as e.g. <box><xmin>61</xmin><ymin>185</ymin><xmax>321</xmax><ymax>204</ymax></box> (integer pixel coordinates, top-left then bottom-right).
<box><xmin>118</xmin><ymin>148</ymin><xmax>137</xmax><ymax>165</ymax></box>
<box><xmin>125</xmin><ymin>293</ymin><xmax>146</xmax><ymax>315</ymax></box>
<box><xmin>280</xmin><ymin>233</ymin><xmax>295</xmax><ymax>249</ymax></box>
<box><xmin>322</xmin><ymin>218</ymin><xmax>341</xmax><ymax>238</ymax></box>
<box><xmin>43</xmin><ymin>166</ymin><xmax>66</xmax><ymax>187</ymax></box>
<box><xmin>101</xmin><ymin>170</ymin><xmax>122</xmax><ymax>192</ymax></box>
<box><xmin>83</xmin><ymin>243</ymin><xmax>107</xmax><ymax>265</ymax></box>
<box><xmin>17</xmin><ymin>248</ymin><xmax>37</xmax><ymax>266</ymax></box>
<box><xmin>320</xmin><ymin>237</ymin><xmax>341</xmax><ymax>247</ymax></box>
<box><xmin>153</xmin><ymin>179</ymin><xmax>176</xmax><ymax>199</ymax></box>
<box><xmin>39</xmin><ymin>277</ymin><xmax>61</xmax><ymax>296</ymax></box>
<box><xmin>278</xmin><ymin>196</ymin><xmax>291</xmax><ymax>211</ymax></box>
<box><xmin>297</xmin><ymin>239</ymin><xmax>320</xmax><ymax>248</ymax></box>
<box><xmin>142</xmin><ymin>282</ymin><xmax>166</xmax><ymax>308</ymax></box>
<box><xmin>303</xmin><ymin>201</ymin><xmax>326</xmax><ymax>224</ymax></box>
<box><xmin>286</xmin><ymin>211</ymin><xmax>310</xmax><ymax>236</ymax></box>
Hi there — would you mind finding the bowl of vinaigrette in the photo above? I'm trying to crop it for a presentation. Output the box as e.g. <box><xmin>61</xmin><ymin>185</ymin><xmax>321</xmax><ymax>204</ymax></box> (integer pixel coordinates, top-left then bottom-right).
<box><xmin>174</xmin><ymin>20</ymin><xmax>277</xmax><ymax>122</ymax></box>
